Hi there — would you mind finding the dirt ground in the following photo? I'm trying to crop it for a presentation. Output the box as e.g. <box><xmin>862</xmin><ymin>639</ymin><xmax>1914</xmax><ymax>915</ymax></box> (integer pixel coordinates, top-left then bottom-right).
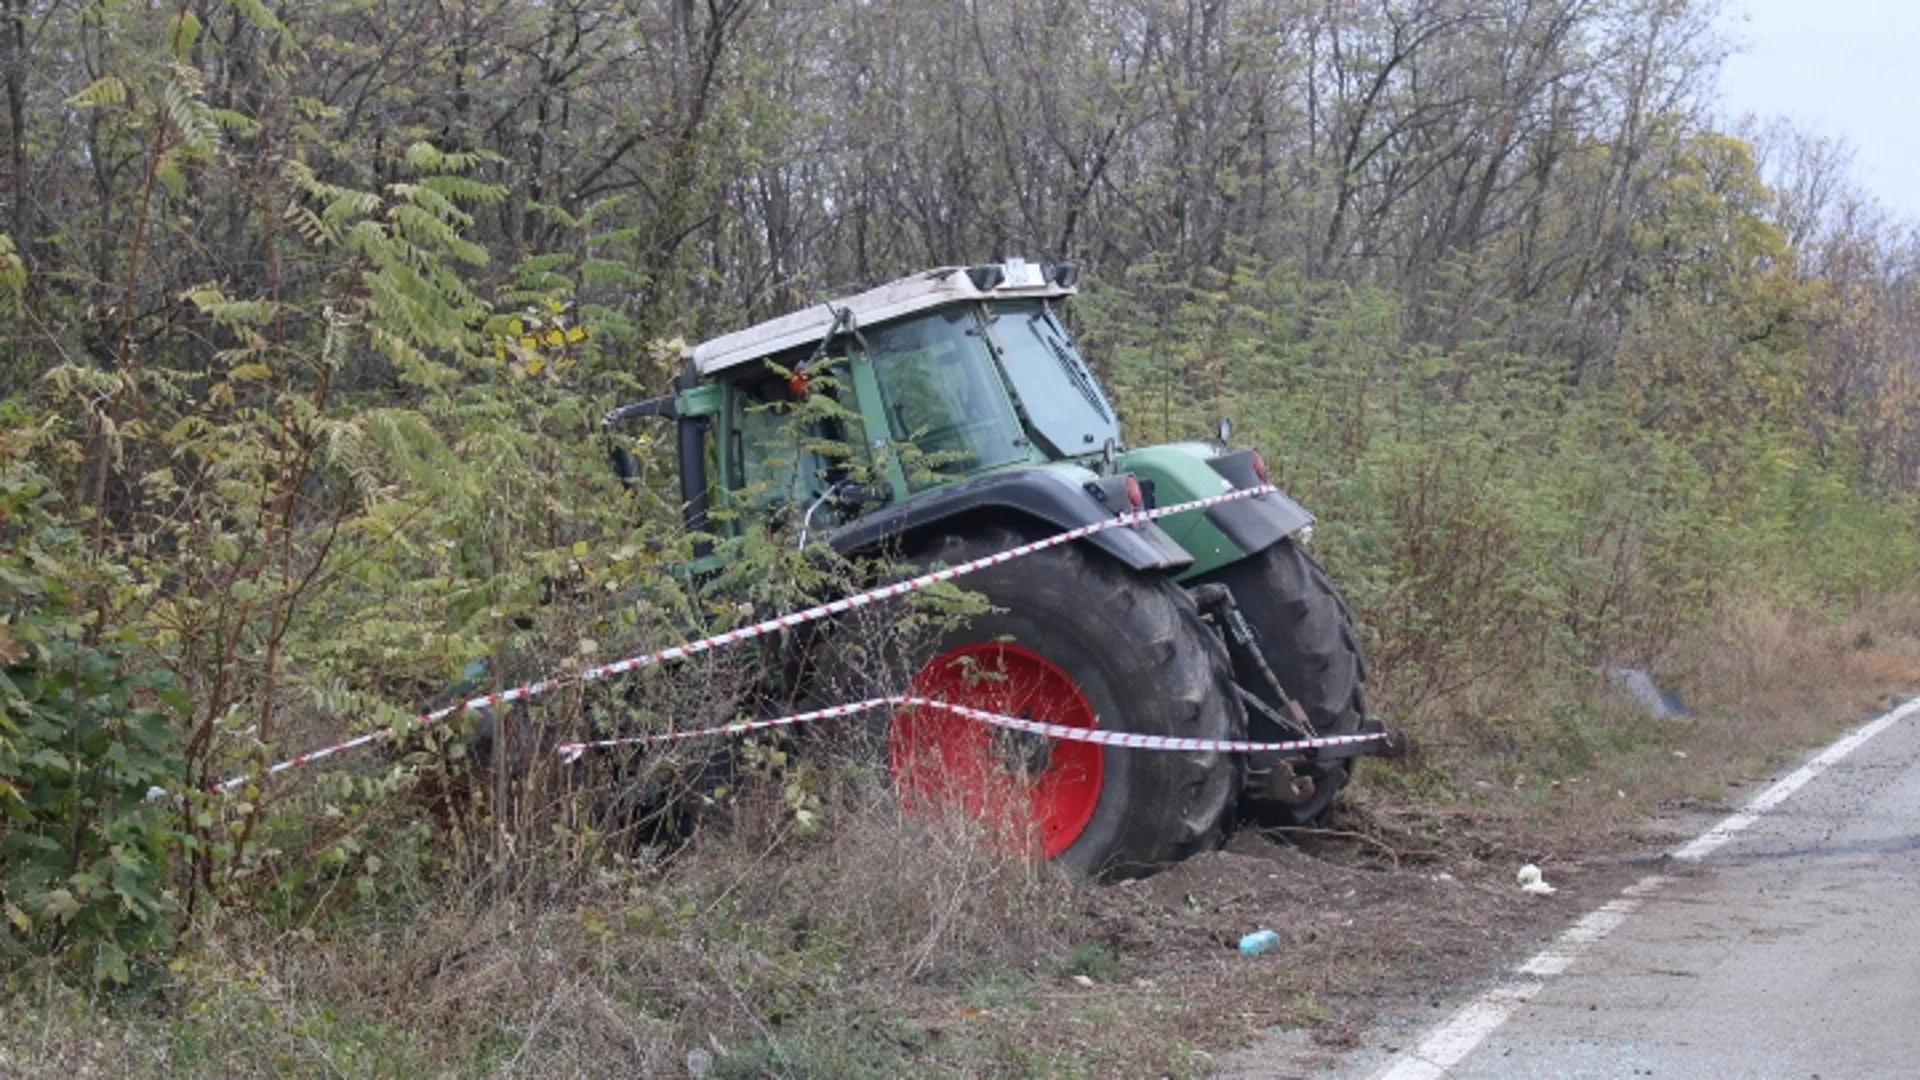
<box><xmin>879</xmin><ymin>788</ymin><xmax>1661</xmax><ymax>1078</ymax></box>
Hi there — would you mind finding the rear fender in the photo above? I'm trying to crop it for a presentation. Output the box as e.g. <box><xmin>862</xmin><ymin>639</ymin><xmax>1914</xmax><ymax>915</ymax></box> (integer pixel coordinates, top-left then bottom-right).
<box><xmin>1117</xmin><ymin>443</ymin><xmax>1314</xmax><ymax>578</ymax></box>
<box><xmin>825</xmin><ymin>467</ymin><xmax>1193</xmax><ymax>572</ymax></box>
<box><xmin>1202</xmin><ymin>448</ymin><xmax>1313</xmax><ymax>554</ymax></box>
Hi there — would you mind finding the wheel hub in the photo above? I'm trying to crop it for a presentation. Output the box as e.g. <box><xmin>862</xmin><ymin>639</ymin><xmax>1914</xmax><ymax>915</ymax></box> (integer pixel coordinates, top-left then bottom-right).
<box><xmin>1006</xmin><ymin>725</ymin><xmax>1052</xmax><ymax>778</ymax></box>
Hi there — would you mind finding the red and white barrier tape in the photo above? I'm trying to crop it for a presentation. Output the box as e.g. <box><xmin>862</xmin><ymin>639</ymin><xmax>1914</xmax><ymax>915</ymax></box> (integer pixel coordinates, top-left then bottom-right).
<box><xmin>557</xmin><ymin>695</ymin><xmax>901</xmax><ymax>763</ymax></box>
<box><xmin>557</xmin><ymin>695</ymin><xmax>1388</xmax><ymax>763</ymax></box>
<box><xmin>184</xmin><ymin>482</ymin><xmax>1286</xmax><ymax>797</ymax></box>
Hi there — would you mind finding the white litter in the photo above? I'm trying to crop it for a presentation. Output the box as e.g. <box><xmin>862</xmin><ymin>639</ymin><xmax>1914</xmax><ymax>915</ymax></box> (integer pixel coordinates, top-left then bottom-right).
<box><xmin>1517</xmin><ymin>863</ymin><xmax>1557</xmax><ymax>895</ymax></box>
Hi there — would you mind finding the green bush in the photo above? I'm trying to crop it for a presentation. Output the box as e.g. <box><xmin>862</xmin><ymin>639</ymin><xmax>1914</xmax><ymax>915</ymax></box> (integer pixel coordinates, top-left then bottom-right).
<box><xmin>0</xmin><ymin>456</ymin><xmax>184</xmax><ymax>984</ymax></box>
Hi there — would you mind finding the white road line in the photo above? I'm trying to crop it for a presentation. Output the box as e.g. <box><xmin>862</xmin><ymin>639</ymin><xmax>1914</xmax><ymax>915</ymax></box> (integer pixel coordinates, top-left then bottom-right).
<box><xmin>1368</xmin><ymin>694</ymin><xmax>1920</xmax><ymax>1080</ymax></box>
<box><xmin>1670</xmin><ymin>695</ymin><xmax>1920</xmax><ymax>862</ymax></box>
<box><xmin>1514</xmin><ymin>885</ymin><xmax>1663</xmax><ymax>979</ymax></box>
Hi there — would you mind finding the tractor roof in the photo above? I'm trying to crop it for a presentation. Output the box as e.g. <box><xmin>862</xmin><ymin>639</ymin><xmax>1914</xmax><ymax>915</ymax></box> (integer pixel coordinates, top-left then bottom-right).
<box><xmin>690</xmin><ymin>259</ymin><xmax>1077</xmax><ymax>377</ymax></box>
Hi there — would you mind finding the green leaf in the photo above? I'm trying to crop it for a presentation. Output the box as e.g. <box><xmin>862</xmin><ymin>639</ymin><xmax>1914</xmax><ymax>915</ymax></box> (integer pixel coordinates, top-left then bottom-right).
<box><xmin>161</xmin><ymin>69</ymin><xmax>220</xmax><ymax>157</ymax></box>
<box><xmin>156</xmin><ymin>158</ymin><xmax>187</xmax><ymax>200</ymax></box>
<box><xmin>67</xmin><ymin>76</ymin><xmax>127</xmax><ymax>109</ymax></box>
<box><xmin>229</xmin><ymin>0</ymin><xmax>293</xmax><ymax>43</ymax></box>
<box><xmin>94</xmin><ymin>942</ymin><xmax>131</xmax><ymax>984</ymax></box>
<box><xmin>403</xmin><ymin>142</ymin><xmax>444</xmax><ymax>171</ymax></box>
<box><xmin>0</xmin><ymin>234</ymin><xmax>23</xmax><ymax>314</ymax></box>
<box><xmin>211</xmin><ymin>108</ymin><xmax>262</xmax><ymax>137</ymax></box>
<box><xmin>169</xmin><ymin>12</ymin><xmax>202</xmax><ymax>58</ymax></box>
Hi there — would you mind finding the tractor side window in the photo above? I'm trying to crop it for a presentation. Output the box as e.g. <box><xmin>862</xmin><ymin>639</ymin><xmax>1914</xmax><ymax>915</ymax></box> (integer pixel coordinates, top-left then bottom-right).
<box><xmin>802</xmin><ymin>360</ymin><xmax>873</xmax><ymax>492</ymax></box>
<box><xmin>729</xmin><ymin>377</ymin><xmax>804</xmax><ymax>510</ymax></box>
<box><xmin>727</xmin><ymin>359</ymin><xmax>870</xmax><ymax>522</ymax></box>
<box><xmin>868</xmin><ymin>308</ymin><xmax>1027</xmax><ymax>487</ymax></box>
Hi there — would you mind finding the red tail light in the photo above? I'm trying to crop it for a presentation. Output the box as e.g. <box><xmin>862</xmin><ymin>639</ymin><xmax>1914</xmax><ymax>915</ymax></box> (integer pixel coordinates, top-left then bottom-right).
<box><xmin>1124</xmin><ymin>475</ymin><xmax>1144</xmax><ymax>510</ymax></box>
<box><xmin>1251</xmin><ymin>450</ymin><xmax>1270</xmax><ymax>483</ymax></box>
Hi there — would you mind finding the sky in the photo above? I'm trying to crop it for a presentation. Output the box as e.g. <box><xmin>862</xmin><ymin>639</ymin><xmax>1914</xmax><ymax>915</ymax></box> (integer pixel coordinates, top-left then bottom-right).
<box><xmin>1717</xmin><ymin>0</ymin><xmax>1920</xmax><ymax>221</ymax></box>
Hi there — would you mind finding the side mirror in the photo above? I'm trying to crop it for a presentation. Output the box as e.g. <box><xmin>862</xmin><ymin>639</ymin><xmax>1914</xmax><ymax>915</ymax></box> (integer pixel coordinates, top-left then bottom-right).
<box><xmin>605</xmin><ymin>394</ymin><xmax>678</xmax><ymax>424</ymax></box>
<box><xmin>603</xmin><ymin>394</ymin><xmax>680</xmax><ymax>495</ymax></box>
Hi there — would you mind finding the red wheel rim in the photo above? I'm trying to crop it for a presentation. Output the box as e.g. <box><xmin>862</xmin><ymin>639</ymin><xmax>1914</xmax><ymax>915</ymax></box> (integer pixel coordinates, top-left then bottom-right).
<box><xmin>892</xmin><ymin>643</ymin><xmax>1104</xmax><ymax>860</ymax></box>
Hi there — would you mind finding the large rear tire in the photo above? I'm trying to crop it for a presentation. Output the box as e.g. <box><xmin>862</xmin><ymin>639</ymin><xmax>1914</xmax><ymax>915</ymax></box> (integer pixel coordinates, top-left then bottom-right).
<box><xmin>810</xmin><ymin>528</ymin><xmax>1243</xmax><ymax>879</ymax></box>
<box><xmin>1191</xmin><ymin>538</ymin><xmax>1368</xmax><ymax>827</ymax></box>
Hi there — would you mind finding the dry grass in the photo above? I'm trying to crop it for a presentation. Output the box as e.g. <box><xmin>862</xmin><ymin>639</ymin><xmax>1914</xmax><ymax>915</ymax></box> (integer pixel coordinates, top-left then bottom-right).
<box><xmin>1707</xmin><ymin>593</ymin><xmax>1920</xmax><ymax>707</ymax></box>
<box><xmin>1</xmin><ymin>769</ymin><xmax>1088</xmax><ymax>1078</ymax></box>
<box><xmin>1665</xmin><ymin>592</ymin><xmax>1920</xmax><ymax>784</ymax></box>
<box><xmin>1655</xmin><ymin>595</ymin><xmax>1906</xmax><ymax>793</ymax></box>
<box><xmin>1373</xmin><ymin>590</ymin><xmax>1920</xmax><ymax>863</ymax></box>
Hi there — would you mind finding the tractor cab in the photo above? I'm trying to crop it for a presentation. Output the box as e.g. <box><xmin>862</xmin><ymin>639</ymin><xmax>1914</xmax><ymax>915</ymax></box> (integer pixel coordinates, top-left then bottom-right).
<box><xmin>610</xmin><ymin>258</ymin><xmax>1312</xmax><ymax>576</ymax></box>
<box><xmin>676</xmin><ymin>258</ymin><xmax>1118</xmax><ymax>540</ymax></box>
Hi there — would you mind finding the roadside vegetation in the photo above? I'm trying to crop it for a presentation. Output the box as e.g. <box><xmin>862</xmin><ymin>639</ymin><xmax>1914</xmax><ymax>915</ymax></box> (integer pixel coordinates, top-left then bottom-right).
<box><xmin>3</xmin><ymin>0</ymin><xmax>1919</xmax><ymax>1075</ymax></box>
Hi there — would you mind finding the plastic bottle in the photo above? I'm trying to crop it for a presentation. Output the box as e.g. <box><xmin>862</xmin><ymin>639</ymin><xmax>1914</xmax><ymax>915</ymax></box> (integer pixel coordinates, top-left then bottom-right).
<box><xmin>1238</xmin><ymin>928</ymin><xmax>1282</xmax><ymax>956</ymax></box>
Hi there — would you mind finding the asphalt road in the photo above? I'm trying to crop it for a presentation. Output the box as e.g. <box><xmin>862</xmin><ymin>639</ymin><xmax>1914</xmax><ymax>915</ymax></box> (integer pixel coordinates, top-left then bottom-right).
<box><xmin>1236</xmin><ymin>696</ymin><xmax>1920</xmax><ymax>1079</ymax></box>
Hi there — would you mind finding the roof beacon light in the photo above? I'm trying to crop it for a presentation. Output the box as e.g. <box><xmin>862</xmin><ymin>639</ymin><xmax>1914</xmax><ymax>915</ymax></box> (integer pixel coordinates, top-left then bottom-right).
<box><xmin>1001</xmin><ymin>257</ymin><xmax>1046</xmax><ymax>289</ymax></box>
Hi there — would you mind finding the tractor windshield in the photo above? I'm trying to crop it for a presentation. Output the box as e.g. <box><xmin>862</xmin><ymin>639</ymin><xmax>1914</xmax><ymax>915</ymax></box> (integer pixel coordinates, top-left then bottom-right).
<box><xmin>868</xmin><ymin>307</ymin><xmax>1029</xmax><ymax>487</ymax></box>
<box><xmin>984</xmin><ymin>300</ymin><xmax>1120</xmax><ymax>457</ymax></box>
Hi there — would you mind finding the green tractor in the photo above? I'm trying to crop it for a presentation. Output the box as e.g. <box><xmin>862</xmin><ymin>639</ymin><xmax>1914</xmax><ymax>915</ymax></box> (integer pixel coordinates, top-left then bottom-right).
<box><xmin>608</xmin><ymin>259</ymin><xmax>1385</xmax><ymax>878</ymax></box>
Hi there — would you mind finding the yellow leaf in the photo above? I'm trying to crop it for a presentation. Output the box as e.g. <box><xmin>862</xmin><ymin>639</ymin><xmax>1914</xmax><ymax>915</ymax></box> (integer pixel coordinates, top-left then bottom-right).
<box><xmin>566</xmin><ymin>326</ymin><xmax>588</xmax><ymax>343</ymax></box>
<box><xmin>524</xmin><ymin>357</ymin><xmax>545</xmax><ymax>377</ymax></box>
<box><xmin>544</xmin><ymin>329</ymin><xmax>566</xmax><ymax>347</ymax></box>
<box><xmin>519</xmin><ymin>336</ymin><xmax>538</xmax><ymax>351</ymax></box>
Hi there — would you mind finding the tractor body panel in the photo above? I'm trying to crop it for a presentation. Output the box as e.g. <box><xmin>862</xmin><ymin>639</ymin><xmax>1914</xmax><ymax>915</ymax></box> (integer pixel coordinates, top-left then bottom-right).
<box><xmin>1117</xmin><ymin>444</ymin><xmax>1315</xmax><ymax>578</ymax></box>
